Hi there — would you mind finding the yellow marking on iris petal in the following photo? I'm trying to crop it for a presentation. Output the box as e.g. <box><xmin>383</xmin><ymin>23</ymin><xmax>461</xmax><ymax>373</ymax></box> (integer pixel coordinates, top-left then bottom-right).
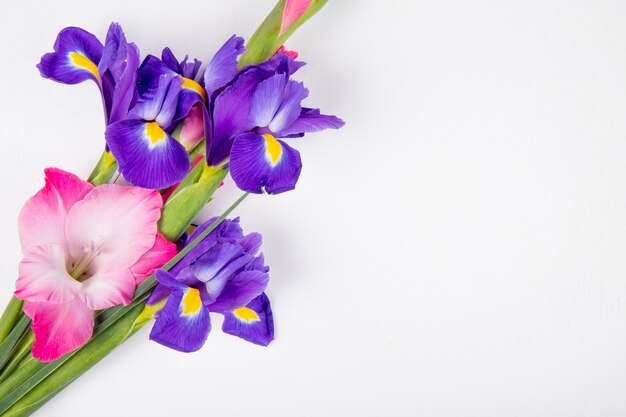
<box><xmin>145</xmin><ymin>122</ymin><xmax>166</xmax><ymax>146</ymax></box>
<box><xmin>182</xmin><ymin>288</ymin><xmax>202</xmax><ymax>316</ymax></box>
<box><xmin>233</xmin><ymin>307</ymin><xmax>260</xmax><ymax>323</ymax></box>
<box><xmin>263</xmin><ymin>134</ymin><xmax>283</xmax><ymax>166</ymax></box>
<box><xmin>181</xmin><ymin>77</ymin><xmax>207</xmax><ymax>101</ymax></box>
<box><xmin>69</xmin><ymin>52</ymin><xmax>100</xmax><ymax>83</ymax></box>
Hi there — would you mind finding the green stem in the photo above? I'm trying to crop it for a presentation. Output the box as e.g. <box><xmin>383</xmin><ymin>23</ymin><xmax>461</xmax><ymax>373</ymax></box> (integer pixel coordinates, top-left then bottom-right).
<box><xmin>0</xmin><ymin>298</ymin><xmax>23</xmax><ymax>346</ymax></box>
<box><xmin>87</xmin><ymin>151</ymin><xmax>118</xmax><ymax>186</ymax></box>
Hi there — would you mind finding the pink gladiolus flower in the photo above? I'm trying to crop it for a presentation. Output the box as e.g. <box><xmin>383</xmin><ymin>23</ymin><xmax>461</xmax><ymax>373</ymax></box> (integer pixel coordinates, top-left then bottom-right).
<box><xmin>14</xmin><ymin>168</ymin><xmax>176</xmax><ymax>362</ymax></box>
<box><xmin>280</xmin><ymin>0</ymin><xmax>312</xmax><ymax>35</ymax></box>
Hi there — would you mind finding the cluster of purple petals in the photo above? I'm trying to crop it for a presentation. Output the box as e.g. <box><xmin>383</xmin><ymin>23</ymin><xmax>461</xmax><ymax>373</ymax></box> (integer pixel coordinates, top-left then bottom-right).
<box><xmin>147</xmin><ymin>217</ymin><xmax>274</xmax><ymax>351</ymax></box>
<box><xmin>38</xmin><ymin>22</ymin><xmax>343</xmax><ymax>194</ymax></box>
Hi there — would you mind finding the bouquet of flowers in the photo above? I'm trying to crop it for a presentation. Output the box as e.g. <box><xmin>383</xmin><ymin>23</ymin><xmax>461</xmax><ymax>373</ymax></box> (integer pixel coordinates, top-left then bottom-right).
<box><xmin>0</xmin><ymin>1</ymin><xmax>343</xmax><ymax>415</ymax></box>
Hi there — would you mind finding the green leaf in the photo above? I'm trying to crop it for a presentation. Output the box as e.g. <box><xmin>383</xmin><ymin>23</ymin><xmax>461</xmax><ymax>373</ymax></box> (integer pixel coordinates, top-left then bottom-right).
<box><xmin>158</xmin><ymin>162</ymin><xmax>229</xmax><ymax>242</ymax></box>
<box><xmin>0</xmin><ymin>316</ymin><xmax>30</xmax><ymax>373</ymax></box>
<box><xmin>0</xmin><ymin>297</ymin><xmax>24</xmax><ymax>346</ymax></box>
<box><xmin>0</xmin><ymin>302</ymin><xmax>146</xmax><ymax>417</ymax></box>
<box><xmin>0</xmin><ymin>332</ymin><xmax>33</xmax><ymax>388</ymax></box>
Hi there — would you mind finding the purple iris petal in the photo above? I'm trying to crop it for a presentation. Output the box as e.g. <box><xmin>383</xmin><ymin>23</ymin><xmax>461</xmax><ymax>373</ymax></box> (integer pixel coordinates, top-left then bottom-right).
<box><xmin>209</xmin><ymin>66</ymin><xmax>272</xmax><ymax>165</ymax></box>
<box><xmin>150</xmin><ymin>271</ymin><xmax>211</xmax><ymax>353</ymax></box>
<box><xmin>108</xmin><ymin>43</ymin><xmax>140</xmax><ymax>124</ymax></box>
<box><xmin>276</xmin><ymin>107</ymin><xmax>345</xmax><ymax>137</ymax></box>
<box><xmin>208</xmin><ymin>270</ymin><xmax>269</xmax><ymax>313</ymax></box>
<box><xmin>222</xmin><ymin>293</ymin><xmax>274</xmax><ymax>346</ymax></box>
<box><xmin>105</xmin><ymin>119</ymin><xmax>190</xmax><ymax>189</ymax></box>
<box><xmin>96</xmin><ymin>23</ymin><xmax>141</xmax><ymax>124</ymax></box>
<box><xmin>173</xmin><ymin>217</ymin><xmax>246</xmax><ymax>275</ymax></box>
<box><xmin>174</xmin><ymin>89</ymin><xmax>204</xmax><ymax>125</ymax></box>
<box><xmin>99</xmin><ymin>23</ymin><xmax>127</xmax><ymax>79</ymax></box>
<box><xmin>241</xmin><ymin>233</ymin><xmax>262</xmax><ymax>255</ymax></box>
<box><xmin>229</xmin><ymin>133</ymin><xmax>302</xmax><ymax>194</ymax></box>
<box><xmin>154</xmin><ymin>269</ymin><xmax>185</xmax><ymax>289</ymax></box>
<box><xmin>268</xmin><ymin>79</ymin><xmax>308</xmax><ymax>133</ymax></box>
<box><xmin>161</xmin><ymin>47</ymin><xmax>201</xmax><ymax>80</ymax></box>
<box><xmin>204</xmin><ymin>35</ymin><xmax>245</xmax><ymax>99</ymax></box>
<box><xmin>161</xmin><ymin>47</ymin><xmax>183</xmax><ymax>74</ymax></box>
<box><xmin>180</xmin><ymin>56</ymin><xmax>202</xmax><ymax>80</ymax></box>
<box><xmin>190</xmin><ymin>243</ymin><xmax>249</xmax><ymax>300</ymax></box>
<box><xmin>188</xmin><ymin>215</ymin><xmax>246</xmax><ymax>243</ymax></box>
<box><xmin>37</xmin><ymin>27</ymin><xmax>103</xmax><ymax>85</ymax></box>
<box><xmin>136</xmin><ymin>55</ymin><xmax>172</xmax><ymax>96</ymax></box>
<box><xmin>257</xmin><ymin>50</ymin><xmax>305</xmax><ymax>76</ymax></box>
<box><xmin>155</xmin><ymin>77</ymin><xmax>182</xmax><ymax>128</ymax></box>
<box><xmin>249</xmin><ymin>73</ymin><xmax>288</xmax><ymax>128</ymax></box>
<box><xmin>129</xmin><ymin>74</ymin><xmax>181</xmax><ymax>128</ymax></box>
<box><xmin>147</xmin><ymin>282</ymin><xmax>172</xmax><ymax>306</ymax></box>
<box><xmin>137</xmin><ymin>53</ymin><xmax>203</xmax><ymax>124</ymax></box>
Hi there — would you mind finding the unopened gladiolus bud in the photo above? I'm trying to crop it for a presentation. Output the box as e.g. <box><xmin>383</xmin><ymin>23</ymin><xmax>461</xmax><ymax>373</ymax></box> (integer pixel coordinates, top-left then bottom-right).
<box><xmin>180</xmin><ymin>104</ymin><xmax>206</xmax><ymax>151</ymax></box>
<box><xmin>238</xmin><ymin>0</ymin><xmax>328</xmax><ymax>68</ymax></box>
<box><xmin>280</xmin><ymin>0</ymin><xmax>312</xmax><ymax>35</ymax></box>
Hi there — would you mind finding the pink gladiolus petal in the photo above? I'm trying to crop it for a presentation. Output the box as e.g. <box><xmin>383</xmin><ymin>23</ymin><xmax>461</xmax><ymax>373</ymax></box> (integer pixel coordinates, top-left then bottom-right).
<box><xmin>18</xmin><ymin>168</ymin><xmax>93</xmax><ymax>252</ymax></box>
<box><xmin>15</xmin><ymin>243</ymin><xmax>80</xmax><ymax>303</ymax></box>
<box><xmin>130</xmin><ymin>233</ymin><xmax>177</xmax><ymax>285</ymax></box>
<box><xmin>278</xmin><ymin>45</ymin><xmax>298</xmax><ymax>59</ymax></box>
<box><xmin>24</xmin><ymin>297</ymin><xmax>94</xmax><ymax>362</ymax></box>
<box><xmin>65</xmin><ymin>184</ymin><xmax>163</xmax><ymax>273</ymax></box>
<box><xmin>79</xmin><ymin>268</ymin><xmax>136</xmax><ymax>310</ymax></box>
<box><xmin>280</xmin><ymin>0</ymin><xmax>312</xmax><ymax>35</ymax></box>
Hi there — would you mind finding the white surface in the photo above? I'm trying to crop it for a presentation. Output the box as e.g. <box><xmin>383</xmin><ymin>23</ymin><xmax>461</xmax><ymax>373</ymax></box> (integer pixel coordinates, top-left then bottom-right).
<box><xmin>2</xmin><ymin>0</ymin><xmax>626</xmax><ymax>415</ymax></box>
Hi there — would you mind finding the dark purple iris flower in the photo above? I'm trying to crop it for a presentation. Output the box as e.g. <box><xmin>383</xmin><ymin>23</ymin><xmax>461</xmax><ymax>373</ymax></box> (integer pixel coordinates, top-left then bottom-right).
<box><xmin>209</xmin><ymin>52</ymin><xmax>345</xmax><ymax>194</ymax></box>
<box><xmin>37</xmin><ymin>24</ymin><xmax>344</xmax><ymax>194</ymax></box>
<box><xmin>147</xmin><ymin>217</ymin><xmax>274</xmax><ymax>351</ymax></box>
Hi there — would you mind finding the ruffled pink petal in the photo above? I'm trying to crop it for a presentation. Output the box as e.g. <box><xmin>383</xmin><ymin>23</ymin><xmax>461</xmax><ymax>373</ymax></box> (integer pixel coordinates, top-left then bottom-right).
<box><xmin>18</xmin><ymin>168</ymin><xmax>93</xmax><ymax>252</ymax></box>
<box><xmin>24</xmin><ymin>297</ymin><xmax>94</xmax><ymax>362</ymax></box>
<box><xmin>78</xmin><ymin>269</ymin><xmax>136</xmax><ymax>310</ymax></box>
<box><xmin>280</xmin><ymin>0</ymin><xmax>312</xmax><ymax>35</ymax></box>
<box><xmin>65</xmin><ymin>184</ymin><xmax>163</xmax><ymax>273</ymax></box>
<box><xmin>15</xmin><ymin>243</ymin><xmax>80</xmax><ymax>303</ymax></box>
<box><xmin>130</xmin><ymin>233</ymin><xmax>177</xmax><ymax>285</ymax></box>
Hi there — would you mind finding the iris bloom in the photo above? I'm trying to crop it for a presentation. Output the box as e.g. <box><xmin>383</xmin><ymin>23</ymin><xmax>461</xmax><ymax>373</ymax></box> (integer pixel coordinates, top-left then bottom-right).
<box><xmin>211</xmin><ymin>52</ymin><xmax>344</xmax><ymax>194</ymax></box>
<box><xmin>104</xmin><ymin>37</ymin><xmax>245</xmax><ymax>189</ymax></box>
<box><xmin>139</xmin><ymin>36</ymin><xmax>246</xmax><ymax>157</ymax></box>
<box><xmin>14</xmin><ymin>169</ymin><xmax>176</xmax><ymax>361</ymax></box>
<box><xmin>38</xmin><ymin>23</ymin><xmax>139</xmax><ymax>125</ymax></box>
<box><xmin>147</xmin><ymin>218</ymin><xmax>274</xmax><ymax>351</ymax></box>
<box><xmin>104</xmin><ymin>46</ymin><xmax>211</xmax><ymax>189</ymax></box>
<box><xmin>105</xmin><ymin>74</ymin><xmax>192</xmax><ymax>189</ymax></box>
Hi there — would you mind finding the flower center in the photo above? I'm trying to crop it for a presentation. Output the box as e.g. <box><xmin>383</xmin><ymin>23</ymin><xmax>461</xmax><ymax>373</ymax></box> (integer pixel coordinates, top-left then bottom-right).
<box><xmin>69</xmin><ymin>239</ymin><xmax>103</xmax><ymax>281</ymax></box>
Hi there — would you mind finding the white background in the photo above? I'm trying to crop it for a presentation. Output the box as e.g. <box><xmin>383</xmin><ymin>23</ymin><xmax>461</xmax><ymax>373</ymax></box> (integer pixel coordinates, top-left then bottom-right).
<box><xmin>1</xmin><ymin>0</ymin><xmax>626</xmax><ymax>416</ymax></box>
